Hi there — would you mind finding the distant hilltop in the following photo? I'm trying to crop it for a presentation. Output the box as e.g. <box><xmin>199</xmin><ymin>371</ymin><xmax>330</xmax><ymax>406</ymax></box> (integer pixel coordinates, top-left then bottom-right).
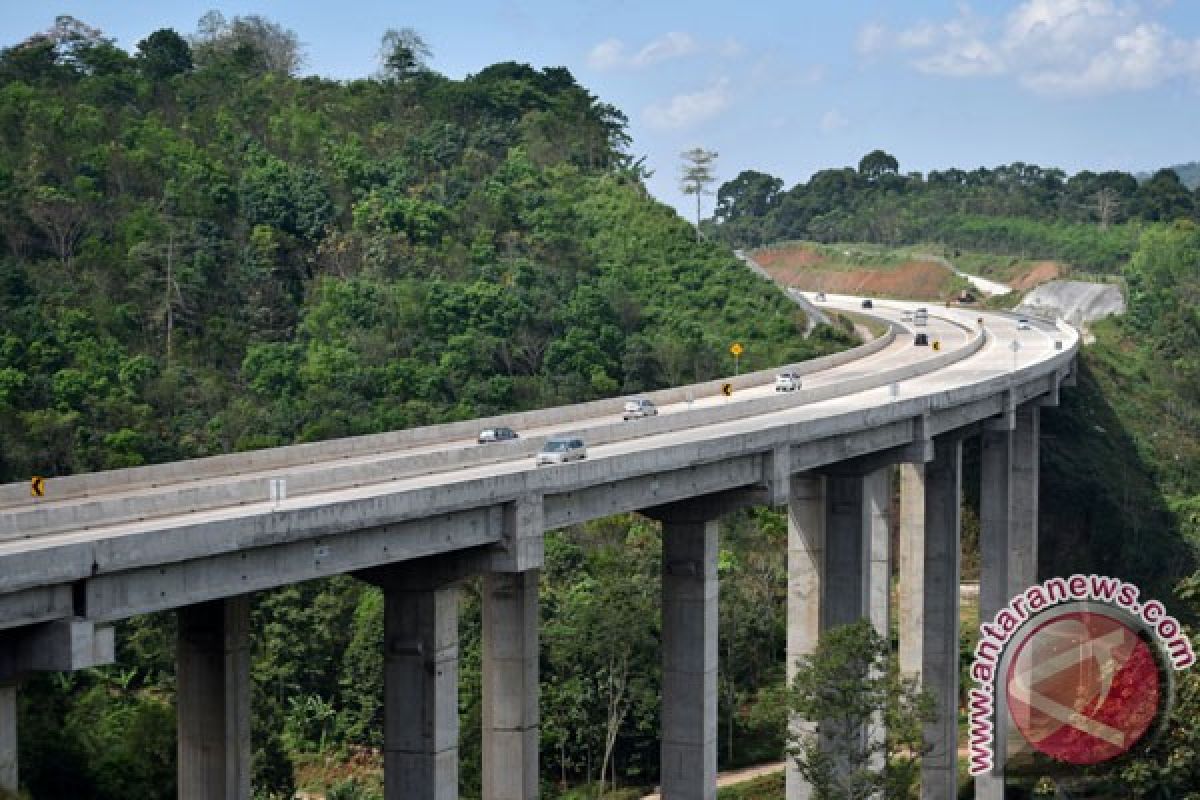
<box><xmin>1138</xmin><ymin>162</ymin><xmax>1200</xmax><ymax>190</ymax></box>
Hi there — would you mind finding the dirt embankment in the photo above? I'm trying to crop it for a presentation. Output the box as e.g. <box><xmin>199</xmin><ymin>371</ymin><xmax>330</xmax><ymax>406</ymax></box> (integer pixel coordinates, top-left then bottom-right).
<box><xmin>752</xmin><ymin>244</ymin><xmax>959</xmax><ymax>301</ymax></box>
<box><xmin>1009</xmin><ymin>260</ymin><xmax>1061</xmax><ymax>291</ymax></box>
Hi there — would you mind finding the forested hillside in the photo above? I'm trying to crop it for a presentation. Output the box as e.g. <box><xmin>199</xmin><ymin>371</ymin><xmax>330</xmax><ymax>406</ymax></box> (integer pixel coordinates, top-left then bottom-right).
<box><xmin>0</xmin><ymin>14</ymin><xmax>855</xmax><ymax>800</ymax></box>
<box><xmin>710</xmin><ymin>150</ymin><xmax>1199</xmax><ymax>271</ymax></box>
<box><xmin>0</xmin><ymin>14</ymin><xmax>846</xmax><ymax>484</ymax></box>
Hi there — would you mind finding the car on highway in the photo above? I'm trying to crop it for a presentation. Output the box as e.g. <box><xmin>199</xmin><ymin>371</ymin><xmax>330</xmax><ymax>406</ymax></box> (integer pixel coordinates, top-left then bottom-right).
<box><xmin>913</xmin><ymin>307</ymin><xmax>929</xmax><ymax>326</ymax></box>
<box><xmin>536</xmin><ymin>436</ymin><xmax>587</xmax><ymax>465</ymax></box>
<box><xmin>622</xmin><ymin>398</ymin><xmax>658</xmax><ymax>420</ymax></box>
<box><xmin>477</xmin><ymin>426</ymin><xmax>518</xmax><ymax>444</ymax></box>
<box><xmin>775</xmin><ymin>371</ymin><xmax>802</xmax><ymax>392</ymax></box>
<box><xmin>814</xmin><ymin>291</ymin><xmax>826</xmax><ymax>301</ymax></box>
<box><xmin>914</xmin><ymin>333</ymin><xmax>929</xmax><ymax>346</ymax></box>
<box><xmin>861</xmin><ymin>298</ymin><xmax>873</xmax><ymax>309</ymax></box>
<box><xmin>1017</xmin><ymin>318</ymin><xmax>1032</xmax><ymax>330</ymax></box>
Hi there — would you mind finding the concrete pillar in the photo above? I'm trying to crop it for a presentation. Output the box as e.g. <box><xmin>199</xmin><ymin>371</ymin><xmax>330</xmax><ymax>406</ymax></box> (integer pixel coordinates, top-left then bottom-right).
<box><xmin>786</xmin><ymin>476</ymin><xmax>823</xmax><ymax>800</ymax></box>
<box><xmin>786</xmin><ymin>468</ymin><xmax>890</xmax><ymax>799</ymax></box>
<box><xmin>979</xmin><ymin>427</ymin><xmax>1013</xmax><ymax>623</ymax></box>
<box><xmin>177</xmin><ymin>596</ymin><xmax>252</xmax><ymax>800</ymax></box>
<box><xmin>661</xmin><ymin>518</ymin><xmax>719</xmax><ymax>800</ymax></box>
<box><xmin>978</xmin><ymin>429</ymin><xmax>1012</xmax><ymax>800</ymax></box>
<box><xmin>898</xmin><ymin>463</ymin><xmax>926</xmax><ymax>678</ymax></box>
<box><xmin>922</xmin><ymin>439</ymin><xmax>963</xmax><ymax>800</ymax></box>
<box><xmin>482</xmin><ymin>570</ymin><xmax>539</xmax><ymax>800</ymax></box>
<box><xmin>383</xmin><ymin>579</ymin><xmax>459</xmax><ymax>799</ymax></box>
<box><xmin>0</xmin><ymin>685</ymin><xmax>15</xmax><ymax>795</ymax></box>
<box><xmin>1011</xmin><ymin>404</ymin><xmax>1040</xmax><ymax>592</ymax></box>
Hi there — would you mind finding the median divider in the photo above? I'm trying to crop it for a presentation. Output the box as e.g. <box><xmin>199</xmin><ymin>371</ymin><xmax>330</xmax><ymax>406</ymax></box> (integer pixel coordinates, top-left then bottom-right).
<box><xmin>0</xmin><ymin>321</ymin><xmax>990</xmax><ymax>541</ymax></box>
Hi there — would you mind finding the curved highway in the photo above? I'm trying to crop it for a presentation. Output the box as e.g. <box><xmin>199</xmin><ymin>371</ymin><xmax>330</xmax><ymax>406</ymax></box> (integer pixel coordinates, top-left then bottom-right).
<box><xmin>0</xmin><ymin>295</ymin><xmax>1077</xmax><ymax>629</ymax></box>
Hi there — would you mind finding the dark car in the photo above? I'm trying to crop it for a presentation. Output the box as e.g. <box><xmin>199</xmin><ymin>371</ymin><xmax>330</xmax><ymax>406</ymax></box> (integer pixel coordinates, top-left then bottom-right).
<box><xmin>914</xmin><ymin>333</ymin><xmax>929</xmax><ymax>346</ymax></box>
<box><xmin>478</xmin><ymin>426</ymin><xmax>518</xmax><ymax>444</ymax></box>
<box><xmin>861</xmin><ymin>298</ymin><xmax>873</xmax><ymax>309</ymax></box>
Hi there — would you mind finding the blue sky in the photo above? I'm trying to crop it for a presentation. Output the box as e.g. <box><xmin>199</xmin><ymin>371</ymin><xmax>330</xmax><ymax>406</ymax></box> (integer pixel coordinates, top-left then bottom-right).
<box><xmin>4</xmin><ymin>1</ymin><xmax>1199</xmax><ymax>218</ymax></box>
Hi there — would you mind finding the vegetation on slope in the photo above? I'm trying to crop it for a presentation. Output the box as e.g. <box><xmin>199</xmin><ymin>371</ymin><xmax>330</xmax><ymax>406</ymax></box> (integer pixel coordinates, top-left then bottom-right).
<box><xmin>0</xmin><ymin>14</ymin><xmax>852</xmax><ymax>800</ymax></box>
<box><xmin>710</xmin><ymin>151</ymin><xmax>1197</xmax><ymax>271</ymax></box>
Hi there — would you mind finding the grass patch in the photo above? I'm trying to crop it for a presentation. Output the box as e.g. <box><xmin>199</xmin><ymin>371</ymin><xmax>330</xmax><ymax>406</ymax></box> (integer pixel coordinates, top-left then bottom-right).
<box><xmin>717</xmin><ymin>771</ymin><xmax>785</xmax><ymax>800</ymax></box>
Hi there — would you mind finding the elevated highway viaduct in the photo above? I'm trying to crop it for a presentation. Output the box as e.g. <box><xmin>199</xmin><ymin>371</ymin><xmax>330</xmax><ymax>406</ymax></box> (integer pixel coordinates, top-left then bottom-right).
<box><xmin>0</xmin><ymin>296</ymin><xmax>1077</xmax><ymax>800</ymax></box>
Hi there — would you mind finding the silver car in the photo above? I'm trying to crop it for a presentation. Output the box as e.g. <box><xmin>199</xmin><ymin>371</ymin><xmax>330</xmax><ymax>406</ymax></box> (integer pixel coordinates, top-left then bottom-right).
<box><xmin>536</xmin><ymin>437</ymin><xmax>587</xmax><ymax>465</ymax></box>
<box><xmin>622</xmin><ymin>398</ymin><xmax>658</xmax><ymax>420</ymax></box>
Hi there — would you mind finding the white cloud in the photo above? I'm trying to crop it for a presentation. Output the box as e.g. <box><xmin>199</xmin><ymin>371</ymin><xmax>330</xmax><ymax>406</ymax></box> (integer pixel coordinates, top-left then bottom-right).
<box><xmin>587</xmin><ymin>38</ymin><xmax>625</xmax><ymax>70</ymax></box>
<box><xmin>587</xmin><ymin>31</ymin><xmax>698</xmax><ymax>70</ymax></box>
<box><xmin>857</xmin><ymin>0</ymin><xmax>1200</xmax><ymax>95</ymax></box>
<box><xmin>644</xmin><ymin>79</ymin><xmax>731</xmax><ymax>130</ymax></box>
<box><xmin>635</xmin><ymin>32</ymin><xmax>697</xmax><ymax>66</ymax></box>
<box><xmin>719</xmin><ymin>37</ymin><xmax>746</xmax><ymax>58</ymax></box>
<box><xmin>857</xmin><ymin>22</ymin><xmax>888</xmax><ymax>55</ymax></box>
<box><xmin>820</xmin><ymin>109</ymin><xmax>849</xmax><ymax>133</ymax></box>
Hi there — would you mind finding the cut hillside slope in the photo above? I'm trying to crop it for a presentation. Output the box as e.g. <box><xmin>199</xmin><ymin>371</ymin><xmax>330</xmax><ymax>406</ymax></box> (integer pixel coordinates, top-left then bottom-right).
<box><xmin>1016</xmin><ymin>280</ymin><xmax>1126</xmax><ymax>329</ymax></box>
<box><xmin>750</xmin><ymin>243</ymin><xmax>962</xmax><ymax>301</ymax></box>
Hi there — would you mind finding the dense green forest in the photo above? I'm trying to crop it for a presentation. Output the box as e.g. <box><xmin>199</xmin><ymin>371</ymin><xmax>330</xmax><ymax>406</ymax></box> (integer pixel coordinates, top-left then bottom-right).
<box><xmin>709</xmin><ymin>150</ymin><xmax>1200</xmax><ymax>271</ymax></box>
<box><xmin>0</xmin><ymin>14</ymin><xmax>850</xmax><ymax>800</ymax></box>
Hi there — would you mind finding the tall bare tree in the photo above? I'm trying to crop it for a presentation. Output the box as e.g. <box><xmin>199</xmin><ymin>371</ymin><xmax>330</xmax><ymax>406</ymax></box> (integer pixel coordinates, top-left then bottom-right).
<box><xmin>1092</xmin><ymin>187</ymin><xmax>1121</xmax><ymax>230</ymax></box>
<box><xmin>680</xmin><ymin>147</ymin><xmax>718</xmax><ymax>241</ymax></box>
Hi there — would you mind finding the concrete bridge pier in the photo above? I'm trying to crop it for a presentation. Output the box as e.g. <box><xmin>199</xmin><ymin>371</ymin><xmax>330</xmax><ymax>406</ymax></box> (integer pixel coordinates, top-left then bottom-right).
<box><xmin>1011</xmin><ymin>405</ymin><xmax>1039</xmax><ymax>594</ymax></box>
<box><xmin>658</xmin><ymin>513</ymin><xmax>719</xmax><ymax>800</ymax></box>
<box><xmin>785</xmin><ymin>474</ymin><xmax>824</xmax><ymax>800</ymax></box>
<box><xmin>176</xmin><ymin>595</ymin><xmax>252</xmax><ymax>800</ymax></box>
<box><xmin>976</xmin><ymin>403</ymin><xmax>1040</xmax><ymax>799</ymax></box>
<box><xmin>482</xmin><ymin>569</ymin><xmax>540</xmax><ymax>800</ymax></box>
<box><xmin>784</xmin><ymin>465</ymin><xmax>892</xmax><ymax>800</ymax></box>
<box><xmin>898</xmin><ymin>437</ymin><xmax>962</xmax><ymax>800</ymax></box>
<box><xmin>0</xmin><ymin>684</ymin><xmax>15</xmax><ymax>794</ymax></box>
<box><xmin>978</xmin><ymin>420</ymin><xmax>1014</xmax><ymax>800</ymax></box>
<box><xmin>374</xmin><ymin>568</ymin><xmax>460</xmax><ymax>800</ymax></box>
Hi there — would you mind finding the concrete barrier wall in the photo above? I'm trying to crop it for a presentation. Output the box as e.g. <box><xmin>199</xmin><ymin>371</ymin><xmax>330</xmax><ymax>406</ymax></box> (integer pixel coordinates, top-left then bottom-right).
<box><xmin>0</xmin><ymin>325</ymin><xmax>898</xmax><ymax>509</ymax></box>
<box><xmin>0</xmin><ymin>321</ymin><xmax>987</xmax><ymax>541</ymax></box>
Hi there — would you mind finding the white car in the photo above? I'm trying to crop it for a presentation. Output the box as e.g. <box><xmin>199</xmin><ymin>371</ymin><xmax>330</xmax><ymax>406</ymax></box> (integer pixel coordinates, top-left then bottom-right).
<box><xmin>477</xmin><ymin>426</ymin><xmax>518</xmax><ymax>444</ymax></box>
<box><xmin>814</xmin><ymin>291</ymin><xmax>827</xmax><ymax>302</ymax></box>
<box><xmin>775</xmin><ymin>372</ymin><xmax>801</xmax><ymax>392</ymax></box>
<box><xmin>1017</xmin><ymin>318</ymin><xmax>1032</xmax><ymax>331</ymax></box>
<box><xmin>622</xmin><ymin>398</ymin><xmax>658</xmax><ymax>420</ymax></box>
<box><xmin>536</xmin><ymin>437</ymin><xmax>587</xmax><ymax>466</ymax></box>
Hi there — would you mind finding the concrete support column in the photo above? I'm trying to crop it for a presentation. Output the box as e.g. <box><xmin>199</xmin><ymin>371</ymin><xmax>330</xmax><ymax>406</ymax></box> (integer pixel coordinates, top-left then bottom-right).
<box><xmin>979</xmin><ymin>427</ymin><xmax>1013</xmax><ymax>623</ymax></box>
<box><xmin>661</xmin><ymin>518</ymin><xmax>719</xmax><ymax>800</ymax></box>
<box><xmin>482</xmin><ymin>570</ymin><xmax>539</xmax><ymax>800</ymax></box>
<box><xmin>898</xmin><ymin>463</ymin><xmax>926</xmax><ymax>677</ymax></box>
<box><xmin>785</xmin><ymin>467</ymin><xmax>889</xmax><ymax>799</ymax></box>
<box><xmin>978</xmin><ymin>429</ymin><xmax>1013</xmax><ymax>800</ymax></box>
<box><xmin>786</xmin><ymin>476</ymin><xmax>824</xmax><ymax>800</ymax></box>
<box><xmin>0</xmin><ymin>685</ymin><xmax>15</xmax><ymax>794</ymax></box>
<box><xmin>1011</xmin><ymin>405</ymin><xmax>1040</xmax><ymax>592</ymax></box>
<box><xmin>177</xmin><ymin>596</ymin><xmax>252</xmax><ymax>800</ymax></box>
<box><xmin>921</xmin><ymin>439</ymin><xmax>963</xmax><ymax>800</ymax></box>
<box><xmin>383</xmin><ymin>579</ymin><xmax>459</xmax><ymax>799</ymax></box>
<box><xmin>825</xmin><ymin>467</ymin><xmax>891</xmax><ymax>633</ymax></box>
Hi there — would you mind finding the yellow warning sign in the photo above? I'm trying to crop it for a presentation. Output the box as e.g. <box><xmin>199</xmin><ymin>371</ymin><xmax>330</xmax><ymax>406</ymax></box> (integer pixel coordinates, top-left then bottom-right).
<box><xmin>30</xmin><ymin>476</ymin><xmax>45</xmax><ymax>497</ymax></box>
<box><xmin>932</xmin><ymin>341</ymin><xmax>942</xmax><ymax>351</ymax></box>
<box><xmin>721</xmin><ymin>383</ymin><xmax>733</xmax><ymax>397</ymax></box>
<box><xmin>730</xmin><ymin>342</ymin><xmax>743</xmax><ymax>357</ymax></box>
